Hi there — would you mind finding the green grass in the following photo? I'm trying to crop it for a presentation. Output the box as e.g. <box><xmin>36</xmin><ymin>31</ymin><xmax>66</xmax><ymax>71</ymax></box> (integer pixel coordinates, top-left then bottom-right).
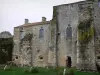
<box><xmin>74</xmin><ymin>71</ymin><xmax>100</xmax><ymax>75</ymax></box>
<box><xmin>0</xmin><ymin>67</ymin><xmax>100</xmax><ymax>75</ymax></box>
<box><xmin>74</xmin><ymin>70</ymin><xmax>100</xmax><ymax>75</ymax></box>
<box><xmin>0</xmin><ymin>67</ymin><xmax>57</xmax><ymax>75</ymax></box>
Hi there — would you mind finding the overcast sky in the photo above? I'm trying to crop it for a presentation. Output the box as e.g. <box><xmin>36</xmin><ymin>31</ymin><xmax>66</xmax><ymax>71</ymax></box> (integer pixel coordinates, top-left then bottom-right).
<box><xmin>0</xmin><ymin>0</ymin><xmax>84</xmax><ymax>34</ymax></box>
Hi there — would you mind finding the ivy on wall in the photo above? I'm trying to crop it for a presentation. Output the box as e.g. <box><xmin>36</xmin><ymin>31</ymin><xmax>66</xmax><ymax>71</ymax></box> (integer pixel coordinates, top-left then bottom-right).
<box><xmin>78</xmin><ymin>22</ymin><xmax>94</xmax><ymax>44</ymax></box>
<box><xmin>78</xmin><ymin>6</ymin><xmax>94</xmax><ymax>45</ymax></box>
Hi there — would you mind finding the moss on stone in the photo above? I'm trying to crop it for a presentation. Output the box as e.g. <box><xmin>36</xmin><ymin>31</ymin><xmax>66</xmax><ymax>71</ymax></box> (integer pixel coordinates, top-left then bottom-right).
<box><xmin>78</xmin><ymin>5</ymin><xmax>94</xmax><ymax>44</ymax></box>
<box><xmin>51</xmin><ymin>6</ymin><xmax>57</xmax><ymax>25</ymax></box>
<box><xmin>78</xmin><ymin>25</ymin><xmax>94</xmax><ymax>44</ymax></box>
<box><xmin>50</xmin><ymin>6</ymin><xmax>57</xmax><ymax>40</ymax></box>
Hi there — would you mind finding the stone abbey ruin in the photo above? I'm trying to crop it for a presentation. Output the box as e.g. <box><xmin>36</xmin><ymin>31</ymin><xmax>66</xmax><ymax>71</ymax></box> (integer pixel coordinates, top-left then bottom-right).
<box><xmin>11</xmin><ymin>0</ymin><xmax>100</xmax><ymax>71</ymax></box>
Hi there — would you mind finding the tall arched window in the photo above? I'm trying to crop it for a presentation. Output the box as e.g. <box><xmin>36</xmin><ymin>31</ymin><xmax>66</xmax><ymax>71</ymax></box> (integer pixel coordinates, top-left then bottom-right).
<box><xmin>39</xmin><ymin>27</ymin><xmax>44</xmax><ymax>39</ymax></box>
<box><xmin>66</xmin><ymin>24</ymin><xmax>72</xmax><ymax>38</ymax></box>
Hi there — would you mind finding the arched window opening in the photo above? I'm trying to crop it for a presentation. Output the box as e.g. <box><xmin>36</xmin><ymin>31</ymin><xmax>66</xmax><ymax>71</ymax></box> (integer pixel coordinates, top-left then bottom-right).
<box><xmin>66</xmin><ymin>24</ymin><xmax>72</xmax><ymax>38</ymax></box>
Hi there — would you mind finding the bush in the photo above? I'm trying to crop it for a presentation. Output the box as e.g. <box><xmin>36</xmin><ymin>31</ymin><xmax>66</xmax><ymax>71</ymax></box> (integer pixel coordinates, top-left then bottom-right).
<box><xmin>58</xmin><ymin>70</ymin><xmax>63</xmax><ymax>75</ymax></box>
<box><xmin>24</xmin><ymin>67</ymin><xmax>39</xmax><ymax>74</ymax></box>
<box><xmin>24</xmin><ymin>69</ymin><xmax>29</xmax><ymax>73</ymax></box>
<box><xmin>66</xmin><ymin>68</ymin><xmax>74</xmax><ymax>75</ymax></box>
<box><xmin>30</xmin><ymin>68</ymin><xmax>39</xmax><ymax>73</ymax></box>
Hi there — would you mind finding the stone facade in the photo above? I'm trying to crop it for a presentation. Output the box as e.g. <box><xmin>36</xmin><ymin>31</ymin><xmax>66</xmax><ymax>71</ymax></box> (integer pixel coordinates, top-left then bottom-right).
<box><xmin>13</xmin><ymin>17</ymin><xmax>51</xmax><ymax>67</ymax></box>
<box><xmin>13</xmin><ymin>0</ymin><xmax>100</xmax><ymax>71</ymax></box>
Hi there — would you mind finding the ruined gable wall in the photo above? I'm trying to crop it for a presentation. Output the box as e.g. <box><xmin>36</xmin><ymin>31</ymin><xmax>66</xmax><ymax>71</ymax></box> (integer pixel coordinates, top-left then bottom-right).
<box><xmin>13</xmin><ymin>26</ymin><xmax>33</xmax><ymax>65</ymax></box>
<box><xmin>56</xmin><ymin>3</ymin><xmax>79</xmax><ymax>67</ymax></box>
<box><xmin>76</xmin><ymin>1</ymin><xmax>96</xmax><ymax>71</ymax></box>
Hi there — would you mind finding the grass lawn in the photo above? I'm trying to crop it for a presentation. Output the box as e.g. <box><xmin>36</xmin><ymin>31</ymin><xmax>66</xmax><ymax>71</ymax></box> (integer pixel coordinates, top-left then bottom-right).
<box><xmin>74</xmin><ymin>70</ymin><xmax>100</xmax><ymax>75</ymax></box>
<box><xmin>0</xmin><ymin>67</ymin><xmax>57</xmax><ymax>75</ymax></box>
<box><xmin>0</xmin><ymin>67</ymin><xmax>100</xmax><ymax>75</ymax></box>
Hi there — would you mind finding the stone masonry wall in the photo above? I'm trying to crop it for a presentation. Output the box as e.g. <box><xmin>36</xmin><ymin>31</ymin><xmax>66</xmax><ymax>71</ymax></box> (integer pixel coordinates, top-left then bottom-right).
<box><xmin>56</xmin><ymin>3</ymin><xmax>79</xmax><ymax>67</ymax></box>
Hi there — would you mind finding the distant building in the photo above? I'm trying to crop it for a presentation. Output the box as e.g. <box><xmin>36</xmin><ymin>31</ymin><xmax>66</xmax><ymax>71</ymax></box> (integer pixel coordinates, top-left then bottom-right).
<box><xmin>13</xmin><ymin>0</ymin><xmax>100</xmax><ymax>71</ymax></box>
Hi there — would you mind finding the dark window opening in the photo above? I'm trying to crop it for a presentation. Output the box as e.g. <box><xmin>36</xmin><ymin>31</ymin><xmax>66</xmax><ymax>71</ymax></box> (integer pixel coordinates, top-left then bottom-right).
<box><xmin>39</xmin><ymin>27</ymin><xmax>44</xmax><ymax>39</ymax></box>
<box><xmin>66</xmin><ymin>24</ymin><xmax>72</xmax><ymax>38</ymax></box>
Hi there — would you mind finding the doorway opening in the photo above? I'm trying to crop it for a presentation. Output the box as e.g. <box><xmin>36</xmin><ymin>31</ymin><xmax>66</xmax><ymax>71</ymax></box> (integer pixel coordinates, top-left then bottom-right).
<box><xmin>66</xmin><ymin>56</ymin><xmax>72</xmax><ymax>68</ymax></box>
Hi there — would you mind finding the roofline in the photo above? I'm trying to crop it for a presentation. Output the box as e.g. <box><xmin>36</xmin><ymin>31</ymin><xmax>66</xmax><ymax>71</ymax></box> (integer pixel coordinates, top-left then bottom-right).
<box><xmin>14</xmin><ymin>21</ymin><xmax>50</xmax><ymax>28</ymax></box>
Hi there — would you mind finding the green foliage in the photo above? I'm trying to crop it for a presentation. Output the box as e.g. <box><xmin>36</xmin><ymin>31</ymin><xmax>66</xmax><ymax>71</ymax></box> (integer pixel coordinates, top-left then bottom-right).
<box><xmin>55</xmin><ymin>67</ymin><xmax>63</xmax><ymax>75</ymax></box>
<box><xmin>0</xmin><ymin>38</ymin><xmax>13</xmax><ymax>64</ymax></box>
<box><xmin>0</xmin><ymin>67</ymin><xmax>100</xmax><ymax>75</ymax></box>
<box><xmin>58</xmin><ymin>70</ymin><xmax>63</xmax><ymax>75</ymax></box>
<box><xmin>78</xmin><ymin>5</ymin><xmax>93</xmax><ymax>43</ymax></box>
<box><xmin>78</xmin><ymin>19</ymin><xmax>92</xmax><ymax>30</ymax></box>
<box><xmin>30</xmin><ymin>68</ymin><xmax>39</xmax><ymax>73</ymax></box>
<box><xmin>66</xmin><ymin>68</ymin><xmax>74</xmax><ymax>75</ymax></box>
<box><xmin>78</xmin><ymin>25</ymin><xmax>94</xmax><ymax>44</ymax></box>
<box><xmin>24</xmin><ymin>67</ymin><xmax>39</xmax><ymax>74</ymax></box>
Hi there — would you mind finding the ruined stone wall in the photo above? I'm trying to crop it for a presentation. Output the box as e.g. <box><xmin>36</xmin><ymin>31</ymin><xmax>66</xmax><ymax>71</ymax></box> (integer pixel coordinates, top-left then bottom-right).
<box><xmin>13</xmin><ymin>26</ymin><xmax>33</xmax><ymax>66</ymax></box>
<box><xmin>77</xmin><ymin>1</ymin><xmax>96</xmax><ymax>71</ymax></box>
<box><xmin>13</xmin><ymin>23</ymin><xmax>51</xmax><ymax>67</ymax></box>
<box><xmin>48</xmin><ymin>20</ymin><xmax>56</xmax><ymax>67</ymax></box>
<box><xmin>13</xmin><ymin>27</ymin><xmax>20</xmax><ymax>55</ymax></box>
<box><xmin>54</xmin><ymin>1</ymin><xmax>97</xmax><ymax>70</ymax></box>
<box><xmin>56</xmin><ymin>3</ymin><xmax>79</xmax><ymax>67</ymax></box>
<box><xmin>93</xmin><ymin>1</ymin><xmax>100</xmax><ymax>66</ymax></box>
<box><xmin>31</xmin><ymin>24</ymin><xmax>50</xmax><ymax>67</ymax></box>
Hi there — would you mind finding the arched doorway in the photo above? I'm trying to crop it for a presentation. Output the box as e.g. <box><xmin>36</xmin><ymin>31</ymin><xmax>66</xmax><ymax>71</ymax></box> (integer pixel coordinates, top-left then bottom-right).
<box><xmin>66</xmin><ymin>56</ymin><xmax>72</xmax><ymax>68</ymax></box>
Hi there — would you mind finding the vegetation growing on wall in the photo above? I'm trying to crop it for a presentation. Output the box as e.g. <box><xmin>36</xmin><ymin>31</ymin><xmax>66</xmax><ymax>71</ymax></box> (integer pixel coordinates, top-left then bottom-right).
<box><xmin>78</xmin><ymin>6</ymin><xmax>94</xmax><ymax>44</ymax></box>
<box><xmin>51</xmin><ymin>6</ymin><xmax>57</xmax><ymax>25</ymax></box>
<box><xmin>78</xmin><ymin>21</ymin><xmax>94</xmax><ymax>44</ymax></box>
